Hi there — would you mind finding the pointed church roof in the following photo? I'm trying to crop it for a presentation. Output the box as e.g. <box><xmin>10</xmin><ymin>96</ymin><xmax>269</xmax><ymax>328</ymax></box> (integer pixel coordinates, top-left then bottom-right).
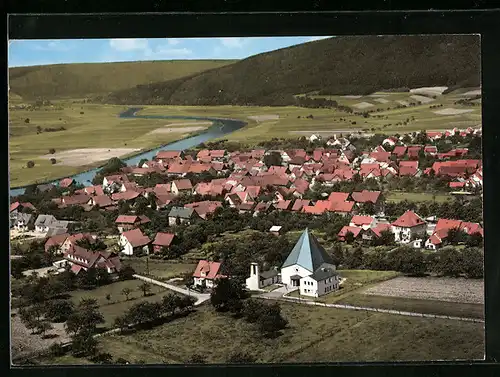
<box><xmin>281</xmin><ymin>229</ymin><xmax>335</xmax><ymax>272</ymax></box>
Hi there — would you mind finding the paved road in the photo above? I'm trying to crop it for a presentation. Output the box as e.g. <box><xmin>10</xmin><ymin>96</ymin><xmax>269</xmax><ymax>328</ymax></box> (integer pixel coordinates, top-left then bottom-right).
<box><xmin>133</xmin><ymin>274</ymin><xmax>210</xmax><ymax>306</ymax></box>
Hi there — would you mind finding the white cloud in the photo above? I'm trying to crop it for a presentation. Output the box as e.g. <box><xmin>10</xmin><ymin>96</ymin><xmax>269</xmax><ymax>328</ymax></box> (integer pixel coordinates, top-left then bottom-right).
<box><xmin>167</xmin><ymin>38</ymin><xmax>181</xmax><ymax>46</ymax></box>
<box><xmin>307</xmin><ymin>36</ymin><xmax>331</xmax><ymax>42</ymax></box>
<box><xmin>219</xmin><ymin>37</ymin><xmax>246</xmax><ymax>48</ymax></box>
<box><xmin>109</xmin><ymin>38</ymin><xmax>149</xmax><ymax>51</ymax></box>
<box><xmin>146</xmin><ymin>46</ymin><xmax>193</xmax><ymax>59</ymax></box>
<box><xmin>31</xmin><ymin>40</ymin><xmax>72</xmax><ymax>51</ymax></box>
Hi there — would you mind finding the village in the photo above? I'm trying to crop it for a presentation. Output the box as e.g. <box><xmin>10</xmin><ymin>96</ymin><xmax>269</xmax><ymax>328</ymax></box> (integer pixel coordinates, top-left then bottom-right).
<box><xmin>10</xmin><ymin>125</ymin><xmax>484</xmax><ymax>364</ymax></box>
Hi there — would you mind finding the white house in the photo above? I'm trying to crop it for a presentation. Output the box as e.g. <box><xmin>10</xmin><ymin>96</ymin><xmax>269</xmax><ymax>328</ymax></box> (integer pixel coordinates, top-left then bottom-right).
<box><xmin>391</xmin><ymin>211</ymin><xmax>427</xmax><ymax>243</ymax></box>
<box><xmin>119</xmin><ymin>228</ymin><xmax>151</xmax><ymax>256</ymax></box>
<box><xmin>10</xmin><ymin>212</ymin><xmax>32</xmax><ymax>232</ymax></box>
<box><xmin>34</xmin><ymin>214</ymin><xmax>69</xmax><ymax>235</ymax></box>
<box><xmin>280</xmin><ymin>229</ymin><xmax>340</xmax><ymax>297</ymax></box>
<box><xmin>245</xmin><ymin>262</ymin><xmax>281</xmax><ymax>291</ymax></box>
<box><xmin>192</xmin><ymin>260</ymin><xmax>225</xmax><ymax>289</ymax></box>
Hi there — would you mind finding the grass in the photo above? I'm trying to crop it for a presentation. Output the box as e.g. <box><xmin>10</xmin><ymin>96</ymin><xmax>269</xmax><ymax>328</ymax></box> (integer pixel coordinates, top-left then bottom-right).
<box><xmin>286</xmin><ymin>269</ymin><xmax>401</xmax><ymax>304</ymax></box>
<box><xmin>9</xmin><ymin>60</ymin><xmax>236</xmax><ymax>100</ymax></box>
<box><xmin>78</xmin><ymin>302</ymin><xmax>483</xmax><ymax>363</ymax></box>
<box><xmin>336</xmin><ymin>294</ymin><xmax>484</xmax><ymax>319</ymax></box>
<box><xmin>40</xmin><ymin>355</ymin><xmax>94</xmax><ymax>365</ymax></box>
<box><xmin>122</xmin><ymin>258</ymin><xmax>196</xmax><ymax>281</ymax></box>
<box><xmin>386</xmin><ymin>191</ymin><xmax>452</xmax><ymax>203</ymax></box>
<box><xmin>8</xmin><ymin>103</ymin><xmax>210</xmax><ymax>187</ymax></box>
<box><xmin>69</xmin><ymin>279</ymin><xmax>171</xmax><ymax>326</ymax></box>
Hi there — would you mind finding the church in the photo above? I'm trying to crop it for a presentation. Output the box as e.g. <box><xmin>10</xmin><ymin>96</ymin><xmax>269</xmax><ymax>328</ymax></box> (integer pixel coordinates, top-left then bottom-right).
<box><xmin>246</xmin><ymin>228</ymin><xmax>340</xmax><ymax>297</ymax></box>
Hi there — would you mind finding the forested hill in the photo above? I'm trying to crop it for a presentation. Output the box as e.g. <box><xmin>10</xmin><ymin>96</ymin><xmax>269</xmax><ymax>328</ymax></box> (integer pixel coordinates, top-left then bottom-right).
<box><xmin>9</xmin><ymin>60</ymin><xmax>236</xmax><ymax>100</ymax></box>
<box><xmin>103</xmin><ymin>35</ymin><xmax>480</xmax><ymax>106</ymax></box>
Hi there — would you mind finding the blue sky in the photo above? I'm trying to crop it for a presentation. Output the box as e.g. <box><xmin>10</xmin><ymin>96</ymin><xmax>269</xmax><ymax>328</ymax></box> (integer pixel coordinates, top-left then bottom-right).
<box><xmin>8</xmin><ymin>36</ymin><xmax>331</xmax><ymax>67</ymax></box>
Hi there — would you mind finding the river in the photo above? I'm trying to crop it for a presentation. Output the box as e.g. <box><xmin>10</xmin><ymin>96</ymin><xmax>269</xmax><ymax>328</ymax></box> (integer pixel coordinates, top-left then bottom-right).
<box><xmin>10</xmin><ymin>107</ymin><xmax>247</xmax><ymax>197</ymax></box>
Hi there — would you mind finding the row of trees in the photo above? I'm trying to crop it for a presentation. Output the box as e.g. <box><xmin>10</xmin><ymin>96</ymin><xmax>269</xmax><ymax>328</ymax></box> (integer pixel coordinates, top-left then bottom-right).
<box><xmin>338</xmin><ymin>245</ymin><xmax>483</xmax><ymax>278</ymax></box>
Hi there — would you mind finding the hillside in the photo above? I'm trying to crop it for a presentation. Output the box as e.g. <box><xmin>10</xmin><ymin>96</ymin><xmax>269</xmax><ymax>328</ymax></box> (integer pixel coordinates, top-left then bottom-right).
<box><xmin>103</xmin><ymin>35</ymin><xmax>480</xmax><ymax>106</ymax></box>
<box><xmin>8</xmin><ymin>60</ymin><xmax>236</xmax><ymax>100</ymax></box>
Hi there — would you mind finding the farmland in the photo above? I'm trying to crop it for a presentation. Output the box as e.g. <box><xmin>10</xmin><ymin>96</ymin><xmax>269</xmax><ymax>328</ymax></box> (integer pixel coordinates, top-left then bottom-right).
<box><xmin>385</xmin><ymin>191</ymin><xmax>452</xmax><ymax>203</ymax></box>
<box><xmin>121</xmin><ymin>258</ymin><xmax>197</xmax><ymax>281</ymax></box>
<box><xmin>49</xmin><ymin>301</ymin><xmax>484</xmax><ymax>364</ymax></box>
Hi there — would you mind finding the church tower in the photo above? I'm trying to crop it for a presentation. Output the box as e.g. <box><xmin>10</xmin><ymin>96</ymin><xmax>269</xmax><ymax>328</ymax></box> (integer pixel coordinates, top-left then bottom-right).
<box><xmin>245</xmin><ymin>262</ymin><xmax>260</xmax><ymax>290</ymax></box>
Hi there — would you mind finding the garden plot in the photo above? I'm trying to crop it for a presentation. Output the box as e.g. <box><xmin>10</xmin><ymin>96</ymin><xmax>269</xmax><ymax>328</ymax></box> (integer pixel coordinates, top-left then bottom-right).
<box><xmin>352</xmin><ymin>102</ymin><xmax>375</xmax><ymax>109</ymax></box>
<box><xmin>396</xmin><ymin>100</ymin><xmax>410</xmax><ymax>106</ymax></box>
<box><xmin>374</xmin><ymin>98</ymin><xmax>390</xmax><ymax>104</ymax></box>
<box><xmin>363</xmin><ymin>277</ymin><xmax>484</xmax><ymax>304</ymax></box>
<box><xmin>410</xmin><ymin>95</ymin><xmax>434</xmax><ymax>104</ymax></box>
<box><xmin>410</xmin><ymin>86</ymin><xmax>448</xmax><ymax>96</ymax></box>
<box><xmin>434</xmin><ymin>108</ymin><xmax>475</xmax><ymax>115</ymax></box>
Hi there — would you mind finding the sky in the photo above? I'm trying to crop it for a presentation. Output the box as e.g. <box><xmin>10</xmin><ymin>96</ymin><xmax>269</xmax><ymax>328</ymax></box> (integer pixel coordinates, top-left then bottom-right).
<box><xmin>8</xmin><ymin>36</ymin><xmax>331</xmax><ymax>68</ymax></box>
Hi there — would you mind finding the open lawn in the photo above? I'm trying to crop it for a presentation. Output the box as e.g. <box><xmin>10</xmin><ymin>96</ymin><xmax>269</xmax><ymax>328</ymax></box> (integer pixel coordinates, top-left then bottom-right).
<box><xmin>121</xmin><ymin>258</ymin><xmax>197</xmax><ymax>281</ymax></box>
<box><xmin>287</xmin><ymin>269</ymin><xmax>401</xmax><ymax>304</ymax></box>
<box><xmin>74</xmin><ymin>302</ymin><xmax>483</xmax><ymax>363</ymax></box>
<box><xmin>69</xmin><ymin>279</ymin><xmax>171</xmax><ymax>326</ymax></box>
<box><xmin>386</xmin><ymin>191</ymin><xmax>452</xmax><ymax>203</ymax></box>
<box><xmin>8</xmin><ymin>103</ymin><xmax>209</xmax><ymax>187</ymax></box>
<box><xmin>337</xmin><ymin>294</ymin><xmax>484</xmax><ymax>319</ymax></box>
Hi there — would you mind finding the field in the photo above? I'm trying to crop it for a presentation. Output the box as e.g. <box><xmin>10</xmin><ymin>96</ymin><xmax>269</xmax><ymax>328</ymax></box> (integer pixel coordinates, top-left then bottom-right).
<box><xmin>8</xmin><ymin>103</ymin><xmax>209</xmax><ymax>187</ymax></box>
<box><xmin>362</xmin><ymin>276</ymin><xmax>484</xmax><ymax>304</ymax></box>
<box><xmin>121</xmin><ymin>258</ymin><xmax>197</xmax><ymax>281</ymax></box>
<box><xmin>385</xmin><ymin>191</ymin><xmax>452</xmax><ymax>203</ymax></box>
<box><xmin>69</xmin><ymin>279</ymin><xmax>171</xmax><ymax>326</ymax></box>
<box><xmin>69</xmin><ymin>302</ymin><xmax>484</xmax><ymax>363</ymax></box>
<box><xmin>286</xmin><ymin>269</ymin><xmax>401</xmax><ymax>304</ymax></box>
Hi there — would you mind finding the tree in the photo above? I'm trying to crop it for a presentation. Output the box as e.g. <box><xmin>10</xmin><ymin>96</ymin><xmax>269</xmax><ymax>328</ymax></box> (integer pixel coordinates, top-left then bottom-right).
<box><xmin>226</xmin><ymin>352</ymin><xmax>257</xmax><ymax>363</ymax></box>
<box><xmin>434</xmin><ymin>247</ymin><xmax>463</xmax><ymax>277</ymax></box>
<box><xmin>461</xmin><ymin>248</ymin><xmax>483</xmax><ymax>278</ymax></box>
<box><xmin>65</xmin><ymin>298</ymin><xmax>104</xmax><ymax>336</ymax></box>
<box><xmin>263</xmin><ymin>151</ymin><xmax>283</xmax><ymax>168</ymax></box>
<box><xmin>105</xmin><ymin>294</ymin><xmax>112</xmax><ymax>303</ymax></box>
<box><xmin>257</xmin><ymin>302</ymin><xmax>288</xmax><ymax>338</ymax></box>
<box><xmin>37</xmin><ymin>321</ymin><xmax>53</xmax><ymax>337</ymax></box>
<box><xmin>387</xmin><ymin>247</ymin><xmax>426</xmax><ymax>276</ymax></box>
<box><xmin>162</xmin><ymin>293</ymin><xmax>181</xmax><ymax>316</ymax></box>
<box><xmin>138</xmin><ymin>282</ymin><xmax>152</xmax><ymax>297</ymax></box>
<box><xmin>138</xmin><ymin>158</ymin><xmax>148</xmax><ymax>168</ymax></box>
<box><xmin>242</xmin><ymin>299</ymin><xmax>265</xmax><ymax>323</ymax></box>
<box><xmin>344</xmin><ymin>246</ymin><xmax>364</xmax><ymax>269</ymax></box>
<box><xmin>49</xmin><ymin>148</ymin><xmax>56</xmax><ymax>154</ymax></box>
<box><xmin>96</xmin><ymin>269</ymin><xmax>111</xmax><ymax>286</ymax></box>
<box><xmin>45</xmin><ymin>299</ymin><xmax>74</xmax><ymax>322</ymax></box>
<box><xmin>24</xmin><ymin>118</ymin><xmax>30</xmax><ymax>123</ymax></box>
<box><xmin>466</xmin><ymin>232</ymin><xmax>483</xmax><ymax>247</ymax></box>
<box><xmin>26</xmin><ymin>161</ymin><xmax>35</xmax><ymax>168</ymax></box>
<box><xmin>330</xmin><ymin>243</ymin><xmax>344</xmax><ymax>266</ymax></box>
<box><xmin>71</xmin><ymin>331</ymin><xmax>99</xmax><ymax>357</ymax></box>
<box><xmin>49</xmin><ymin>343</ymin><xmax>66</xmax><ymax>357</ymax></box>
<box><xmin>344</xmin><ymin>231</ymin><xmax>355</xmax><ymax>244</ymax></box>
<box><xmin>118</xmin><ymin>266</ymin><xmax>136</xmax><ymax>281</ymax></box>
<box><xmin>210</xmin><ymin>277</ymin><xmax>247</xmax><ymax>312</ymax></box>
<box><xmin>50</xmin><ymin>158</ymin><xmax>57</xmax><ymax>165</ymax></box>
<box><xmin>122</xmin><ymin>287</ymin><xmax>132</xmax><ymax>301</ymax></box>
<box><xmin>178</xmin><ymin>295</ymin><xmax>197</xmax><ymax>312</ymax></box>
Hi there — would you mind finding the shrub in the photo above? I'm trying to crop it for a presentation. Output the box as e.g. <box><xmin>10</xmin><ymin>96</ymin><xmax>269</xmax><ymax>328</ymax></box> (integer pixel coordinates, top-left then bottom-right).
<box><xmin>80</xmin><ymin>111</ymin><xmax>84</xmax><ymax>114</ymax></box>
<box><xmin>49</xmin><ymin>148</ymin><xmax>56</xmax><ymax>154</ymax></box>
<box><xmin>50</xmin><ymin>158</ymin><xmax>57</xmax><ymax>165</ymax></box>
<box><xmin>24</xmin><ymin>118</ymin><xmax>30</xmax><ymax>123</ymax></box>
<box><xmin>26</xmin><ymin>161</ymin><xmax>35</xmax><ymax>168</ymax></box>
<box><xmin>49</xmin><ymin>343</ymin><xmax>66</xmax><ymax>357</ymax></box>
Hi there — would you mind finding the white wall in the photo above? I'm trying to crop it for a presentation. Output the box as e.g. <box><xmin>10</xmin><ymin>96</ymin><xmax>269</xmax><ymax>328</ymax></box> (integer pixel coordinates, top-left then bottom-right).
<box><xmin>120</xmin><ymin>235</ymin><xmax>134</xmax><ymax>256</ymax></box>
<box><xmin>300</xmin><ymin>275</ymin><xmax>339</xmax><ymax>297</ymax></box>
<box><xmin>392</xmin><ymin>223</ymin><xmax>426</xmax><ymax>243</ymax></box>
<box><xmin>281</xmin><ymin>264</ymin><xmax>313</xmax><ymax>287</ymax></box>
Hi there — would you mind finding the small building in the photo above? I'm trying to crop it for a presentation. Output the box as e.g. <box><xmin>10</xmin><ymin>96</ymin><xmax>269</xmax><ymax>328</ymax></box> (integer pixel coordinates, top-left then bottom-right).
<box><xmin>152</xmin><ymin>232</ymin><xmax>175</xmax><ymax>253</ymax></box>
<box><xmin>45</xmin><ymin>233</ymin><xmax>70</xmax><ymax>253</ymax></box>
<box><xmin>245</xmin><ymin>262</ymin><xmax>281</xmax><ymax>291</ymax></box>
<box><xmin>119</xmin><ymin>228</ymin><xmax>151</xmax><ymax>256</ymax></box>
<box><xmin>34</xmin><ymin>214</ymin><xmax>69</xmax><ymax>234</ymax></box>
<box><xmin>391</xmin><ymin>210</ymin><xmax>427</xmax><ymax>244</ymax></box>
<box><xmin>115</xmin><ymin>215</ymin><xmax>151</xmax><ymax>233</ymax></box>
<box><xmin>168</xmin><ymin>207</ymin><xmax>197</xmax><ymax>226</ymax></box>
<box><xmin>269</xmin><ymin>225</ymin><xmax>283</xmax><ymax>236</ymax></box>
<box><xmin>192</xmin><ymin>260</ymin><xmax>225</xmax><ymax>289</ymax></box>
<box><xmin>53</xmin><ymin>246</ymin><xmax>122</xmax><ymax>275</ymax></box>
<box><xmin>171</xmin><ymin>179</ymin><xmax>193</xmax><ymax>195</ymax></box>
<box><xmin>10</xmin><ymin>212</ymin><xmax>32</xmax><ymax>232</ymax></box>
<box><xmin>10</xmin><ymin>201</ymin><xmax>36</xmax><ymax>213</ymax></box>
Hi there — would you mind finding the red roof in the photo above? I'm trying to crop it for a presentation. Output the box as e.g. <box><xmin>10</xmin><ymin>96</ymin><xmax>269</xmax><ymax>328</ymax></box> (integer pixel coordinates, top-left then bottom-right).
<box><xmin>328</xmin><ymin>192</ymin><xmax>349</xmax><ymax>202</ymax></box>
<box><xmin>338</xmin><ymin>226</ymin><xmax>362</xmax><ymax>238</ymax></box>
<box><xmin>399</xmin><ymin>161</ymin><xmax>419</xmax><ymax>176</ymax></box>
<box><xmin>329</xmin><ymin>201</ymin><xmax>355</xmax><ymax>213</ymax></box>
<box><xmin>291</xmin><ymin>199</ymin><xmax>310</xmax><ymax>211</ymax></box>
<box><xmin>156</xmin><ymin>151</ymin><xmax>182</xmax><ymax>160</ymax></box>
<box><xmin>45</xmin><ymin>233</ymin><xmax>70</xmax><ymax>252</ymax></box>
<box><xmin>371</xmin><ymin>223</ymin><xmax>392</xmax><ymax>237</ymax></box>
<box><xmin>115</xmin><ymin>215</ymin><xmax>150</xmax><ymax>225</ymax></box>
<box><xmin>392</xmin><ymin>210</ymin><xmax>425</xmax><ymax>228</ymax></box>
<box><xmin>172</xmin><ymin>179</ymin><xmax>193</xmax><ymax>191</ymax></box>
<box><xmin>275</xmin><ymin>200</ymin><xmax>292</xmax><ymax>210</ymax></box>
<box><xmin>393</xmin><ymin>146</ymin><xmax>407</xmax><ymax>157</ymax></box>
<box><xmin>111</xmin><ymin>191</ymin><xmax>141</xmax><ymax>201</ymax></box>
<box><xmin>350</xmin><ymin>215</ymin><xmax>374</xmax><ymax>226</ymax></box>
<box><xmin>351</xmin><ymin>190</ymin><xmax>381</xmax><ymax>204</ymax></box>
<box><xmin>153</xmin><ymin>232</ymin><xmax>175</xmax><ymax>247</ymax></box>
<box><xmin>192</xmin><ymin>260</ymin><xmax>223</xmax><ymax>280</ymax></box>
<box><xmin>10</xmin><ymin>201</ymin><xmax>36</xmax><ymax>212</ymax></box>
<box><xmin>92</xmin><ymin>195</ymin><xmax>114</xmax><ymax>207</ymax></box>
<box><xmin>122</xmin><ymin>228</ymin><xmax>151</xmax><ymax>247</ymax></box>
<box><xmin>59</xmin><ymin>178</ymin><xmax>75</xmax><ymax>188</ymax></box>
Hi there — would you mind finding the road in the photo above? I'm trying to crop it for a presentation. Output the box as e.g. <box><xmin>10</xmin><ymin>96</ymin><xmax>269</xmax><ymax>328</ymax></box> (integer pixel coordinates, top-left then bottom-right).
<box><xmin>133</xmin><ymin>274</ymin><xmax>210</xmax><ymax>306</ymax></box>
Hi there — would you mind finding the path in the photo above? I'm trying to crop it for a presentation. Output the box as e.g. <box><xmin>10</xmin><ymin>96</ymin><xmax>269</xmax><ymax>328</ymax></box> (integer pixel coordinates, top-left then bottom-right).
<box><xmin>257</xmin><ymin>288</ymin><xmax>483</xmax><ymax>323</ymax></box>
<box><xmin>133</xmin><ymin>274</ymin><xmax>210</xmax><ymax>306</ymax></box>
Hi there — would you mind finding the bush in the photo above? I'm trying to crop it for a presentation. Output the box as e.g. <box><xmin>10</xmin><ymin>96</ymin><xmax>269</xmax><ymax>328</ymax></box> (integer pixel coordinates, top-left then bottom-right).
<box><xmin>24</xmin><ymin>118</ymin><xmax>30</xmax><ymax>123</ymax></box>
<box><xmin>49</xmin><ymin>343</ymin><xmax>66</xmax><ymax>357</ymax></box>
<box><xmin>26</xmin><ymin>161</ymin><xmax>35</xmax><ymax>168</ymax></box>
<box><xmin>49</xmin><ymin>148</ymin><xmax>56</xmax><ymax>154</ymax></box>
<box><xmin>50</xmin><ymin>158</ymin><xmax>57</xmax><ymax>165</ymax></box>
<box><xmin>80</xmin><ymin>111</ymin><xmax>84</xmax><ymax>114</ymax></box>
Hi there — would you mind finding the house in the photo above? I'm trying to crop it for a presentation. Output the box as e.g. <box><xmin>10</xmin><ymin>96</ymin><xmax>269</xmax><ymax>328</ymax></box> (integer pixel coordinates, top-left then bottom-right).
<box><xmin>10</xmin><ymin>201</ymin><xmax>36</xmax><ymax>213</ymax></box>
<box><xmin>60</xmin><ymin>233</ymin><xmax>98</xmax><ymax>254</ymax></box>
<box><xmin>192</xmin><ymin>260</ymin><xmax>225</xmax><ymax>289</ymax></box>
<box><xmin>59</xmin><ymin>178</ymin><xmax>75</xmax><ymax>189</ymax></box>
<box><xmin>61</xmin><ymin>194</ymin><xmax>91</xmax><ymax>207</ymax></box>
<box><xmin>44</xmin><ymin>233</ymin><xmax>70</xmax><ymax>253</ymax></box>
<box><xmin>119</xmin><ymin>228</ymin><xmax>151</xmax><ymax>256</ymax></box>
<box><xmin>399</xmin><ymin>161</ymin><xmax>420</xmax><ymax>177</ymax></box>
<box><xmin>337</xmin><ymin>226</ymin><xmax>362</xmax><ymax>242</ymax></box>
<box><xmin>10</xmin><ymin>212</ymin><xmax>32</xmax><ymax>232</ymax></box>
<box><xmin>245</xmin><ymin>262</ymin><xmax>281</xmax><ymax>291</ymax></box>
<box><xmin>185</xmin><ymin>201</ymin><xmax>223</xmax><ymax>219</ymax></box>
<box><xmin>152</xmin><ymin>232</ymin><xmax>175</xmax><ymax>253</ymax></box>
<box><xmin>425</xmin><ymin>218</ymin><xmax>483</xmax><ymax>250</ymax></box>
<box><xmin>281</xmin><ymin>229</ymin><xmax>340</xmax><ymax>297</ymax></box>
<box><xmin>391</xmin><ymin>210</ymin><xmax>427</xmax><ymax>243</ymax></box>
<box><xmin>155</xmin><ymin>150</ymin><xmax>183</xmax><ymax>163</ymax></box>
<box><xmin>382</xmin><ymin>136</ymin><xmax>398</xmax><ymax>147</ymax></box>
<box><xmin>269</xmin><ymin>225</ymin><xmax>283</xmax><ymax>236</ymax></box>
<box><xmin>171</xmin><ymin>179</ymin><xmax>193</xmax><ymax>195</ymax></box>
<box><xmin>351</xmin><ymin>190</ymin><xmax>383</xmax><ymax>210</ymax></box>
<box><xmin>87</xmin><ymin>195</ymin><xmax>114</xmax><ymax>209</ymax></box>
<box><xmin>349</xmin><ymin>215</ymin><xmax>376</xmax><ymax>230</ymax></box>
<box><xmin>34</xmin><ymin>214</ymin><xmax>69</xmax><ymax>234</ymax></box>
<box><xmin>291</xmin><ymin>199</ymin><xmax>310</xmax><ymax>212</ymax></box>
<box><xmin>115</xmin><ymin>215</ymin><xmax>151</xmax><ymax>233</ymax></box>
<box><xmin>392</xmin><ymin>146</ymin><xmax>407</xmax><ymax>158</ymax></box>
<box><xmin>168</xmin><ymin>207</ymin><xmax>197</xmax><ymax>226</ymax></box>
<box><xmin>53</xmin><ymin>246</ymin><xmax>122</xmax><ymax>275</ymax></box>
